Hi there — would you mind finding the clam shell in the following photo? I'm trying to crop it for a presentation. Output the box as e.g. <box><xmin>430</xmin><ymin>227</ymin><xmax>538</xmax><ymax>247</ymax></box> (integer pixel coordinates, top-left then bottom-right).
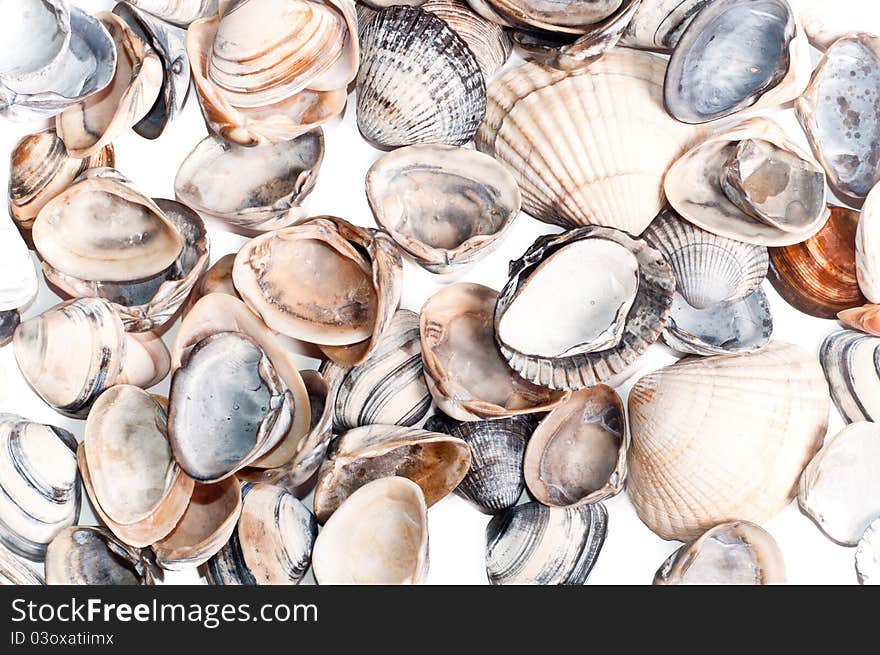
<box><xmin>422</xmin><ymin>0</ymin><xmax>510</xmax><ymax>78</ymax></box>
<box><xmin>475</xmin><ymin>0</ymin><xmax>623</xmax><ymax>32</ymax></box>
<box><xmin>627</xmin><ymin>342</ymin><xmax>831</xmax><ymax>541</ymax></box>
<box><xmin>56</xmin><ymin>11</ymin><xmax>163</xmax><ymax>159</ymax></box>
<box><xmin>357</xmin><ymin>5</ymin><xmax>486</xmax><ymax>149</ymax></box>
<box><xmin>788</xmin><ymin>0</ymin><xmax>880</xmax><ymax>50</ymax></box>
<box><xmin>424</xmin><ymin>413</ymin><xmax>535</xmax><ymax>514</ymax></box>
<box><xmin>796</xmin><ymin>33</ymin><xmax>880</xmax><ymax>207</ymax></box>
<box><xmin>188</xmin><ymin>253</ymin><xmax>237</xmax><ymax>306</ymax></box>
<box><xmin>366</xmin><ymin>144</ymin><xmax>520</xmax><ymax>274</ymax></box>
<box><xmin>857</xmin><ymin>183</ymin><xmax>880</xmax><ymax>304</ymax></box>
<box><xmin>128</xmin><ymin>0</ymin><xmax>219</xmax><ymax>27</ymax></box>
<box><xmin>486</xmin><ymin>501</ymin><xmax>607</xmax><ymax>585</ymax></box>
<box><xmin>654</xmin><ymin>521</ymin><xmax>785</xmax><ymax>585</ymax></box>
<box><xmin>523</xmin><ymin>385</ymin><xmax>626</xmax><ymax>508</ymax></box>
<box><xmin>0</xmin><ymin>312</ymin><xmax>19</xmax><ymax>349</ymax></box>
<box><xmin>642</xmin><ymin>209</ymin><xmax>768</xmax><ymax>310</ymax></box>
<box><xmin>838</xmin><ymin>305</ymin><xmax>880</xmax><ymax>337</ymax></box>
<box><xmin>856</xmin><ymin>517</ymin><xmax>880</xmax><ymax>585</ymax></box>
<box><xmin>620</xmin><ymin>0</ymin><xmax>712</xmax><ymax>51</ymax></box>
<box><xmin>495</xmin><ymin>227</ymin><xmax>675</xmax><ymax>390</ymax></box>
<box><xmin>476</xmin><ymin>49</ymin><xmax>700</xmax><ymax>234</ymax></box>
<box><xmin>323</xmin><ymin>309</ymin><xmax>431</xmax><ymax>432</ymax></box>
<box><xmin>769</xmin><ymin>206</ymin><xmax>866</xmax><ymax>319</ymax></box>
<box><xmin>205</xmin><ymin>483</ymin><xmax>317</xmax><ymax>585</ymax></box>
<box><xmin>8</xmin><ymin>129</ymin><xmax>114</xmax><ymax>236</ymax></box>
<box><xmin>820</xmin><ymin>330</ymin><xmax>880</xmax><ymax>424</ymax></box>
<box><xmin>312</xmin><ymin>424</ymin><xmax>470</xmax><ymax>523</ymax></box>
<box><xmin>420</xmin><ymin>282</ymin><xmax>569</xmax><ymax>420</ymax></box>
<box><xmin>0</xmin><ymin>215</ymin><xmax>38</xmax><ymax>312</ymax></box>
<box><xmin>799</xmin><ymin>421</ymin><xmax>880</xmax><ymax>546</ymax></box>
<box><xmin>312</xmin><ymin>477</ymin><xmax>429</xmax><ymax>585</ymax></box>
<box><xmin>0</xmin><ymin>414</ymin><xmax>81</xmax><ymax>561</ymax></box>
<box><xmin>45</xmin><ymin>526</ymin><xmax>159</xmax><ymax>585</ymax></box>
<box><xmin>175</xmin><ymin>131</ymin><xmax>324</xmax><ymax>232</ymax></box>
<box><xmin>0</xmin><ymin>542</ymin><xmax>43</xmax><ymax>585</ymax></box>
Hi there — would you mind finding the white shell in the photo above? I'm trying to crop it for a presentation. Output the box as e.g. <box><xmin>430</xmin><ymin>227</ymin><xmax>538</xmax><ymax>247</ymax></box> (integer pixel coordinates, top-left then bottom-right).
<box><xmin>820</xmin><ymin>330</ymin><xmax>880</xmax><ymax>424</ymax></box>
<box><xmin>856</xmin><ymin>517</ymin><xmax>880</xmax><ymax>585</ymax></box>
<box><xmin>128</xmin><ymin>0</ymin><xmax>219</xmax><ymax>27</ymax></box>
<box><xmin>0</xmin><ymin>216</ymin><xmax>38</xmax><ymax>312</ymax></box>
<box><xmin>857</xmin><ymin>183</ymin><xmax>880</xmax><ymax>304</ymax></box>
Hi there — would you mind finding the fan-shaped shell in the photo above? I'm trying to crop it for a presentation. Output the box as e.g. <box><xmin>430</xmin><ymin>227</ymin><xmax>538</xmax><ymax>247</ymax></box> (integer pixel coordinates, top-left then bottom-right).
<box><xmin>857</xmin><ymin>183</ymin><xmax>880</xmax><ymax>304</ymax></box>
<box><xmin>820</xmin><ymin>330</ymin><xmax>880</xmax><ymax>424</ymax></box>
<box><xmin>422</xmin><ymin>0</ymin><xmax>511</xmax><ymax>78</ymax></box>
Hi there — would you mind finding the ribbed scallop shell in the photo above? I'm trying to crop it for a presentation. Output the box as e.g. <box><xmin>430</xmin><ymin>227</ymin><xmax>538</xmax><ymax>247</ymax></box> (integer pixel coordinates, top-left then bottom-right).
<box><xmin>422</xmin><ymin>0</ymin><xmax>511</xmax><ymax>78</ymax></box>
<box><xmin>820</xmin><ymin>330</ymin><xmax>880</xmax><ymax>424</ymax></box>
<box><xmin>627</xmin><ymin>342</ymin><xmax>831</xmax><ymax>541</ymax></box>
<box><xmin>475</xmin><ymin>49</ymin><xmax>700</xmax><ymax>234</ymax></box>
<box><xmin>642</xmin><ymin>209</ymin><xmax>768</xmax><ymax>310</ymax></box>
<box><xmin>357</xmin><ymin>5</ymin><xmax>486</xmax><ymax>148</ymax></box>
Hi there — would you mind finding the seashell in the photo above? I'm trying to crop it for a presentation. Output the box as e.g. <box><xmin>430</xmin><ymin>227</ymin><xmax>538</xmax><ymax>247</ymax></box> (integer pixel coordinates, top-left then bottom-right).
<box><xmin>796</xmin><ymin>34</ymin><xmax>880</xmax><ymax>207</ymax></box>
<box><xmin>0</xmin><ymin>1</ymin><xmax>117</xmax><ymax>120</ymax></box>
<box><xmin>664</xmin><ymin>0</ymin><xmax>810</xmax><ymax>124</ymax></box>
<box><xmin>857</xmin><ymin>183</ymin><xmax>880</xmax><ymax>303</ymax></box>
<box><xmin>188</xmin><ymin>253</ymin><xmax>237</xmax><ymax>306</ymax></box>
<box><xmin>366</xmin><ymin>144</ymin><xmax>520</xmax><ymax>274</ymax></box>
<box><xmin>0</xmin><ymin>312</ymin><xmax>18</xmax><ymax>349</ymax></box>
<box><xmin>233</xmin><ymin>216</ymin><xmax>403</xmax><ymax>366</ymax></box>
<box><xmin>81</xmin><ymin>386</ymin><xmax>194</xmax><ymax>547</ymax></box>
<box><xmin>175</xmin><ymin>130</ymin><xmax>324</xmax><ymax>232</ymax></box>
<box><xmin>627</xmin><ymin>342</ymin><xmax>831</xmax><ymax>541</ymax></box>
<box><xmin>620</xmin><ymin>0</ymin><xmax>712</xmax><ymax>51</ymax></box>
<box><xmin>476</xmin><ymin>49</ymin><xmax>700</xmax><ymax>234</ymax></box>
<box><xmin>205</xmin><ymin>483</ymin><xmax>317</xmax><ymax>585</ymax></box>
<box><xmin>42</xmin><ymin>198</ymin><xmax>209</xmax><ymax>333</ymax></box>
<box><xmin>56</xmin><ymin>11</ymin><xmax>163</xmax><ymax>159</ymax></box>
<box><xmin>187</xmin><ymin>0</ymin><xmax>358</xmax><ymax>146</ymax></box>
<box><xmin>662</xmin><ymin>288</ymin><xmax>773</xmax><ymax>356</ymax></box>
<box><xmin>128</xmin><ymin>0</ymin><xmax>219</xmax><ymax>27</ymax></box>
<box><xmin>323</xmin><ymin>309</ymin><xmax>431</xmax><ymax>432</ymax></box>
<box><xmin>838</xmin><ymin>305</ymin><xmax>880</xmax><ymax>337</ymax></box>
<box><xmin>172</xmin><ymin>293</ymin><xmax>313</xmax><ymax>471</ymax></box>
<box><xmin>112</xmin><ymin>1</ymin><xmax>191</xmax><ymax>139</ymax></box>
<box><xmin>312</xmin><ymin>477</ymin><xmax>429</xmax><ymax>584</ymax></box>
<box><xmin>665</xmin><ymin>118</ymin><xmax>830</xmax><ymax>247</ymax></box>
<box><xmin>420</xmin><ymin>282</ymin><xmax>569</xmax><ymax>420</ymax></box>
<box><xmin>45</xmin><ymin>526</ymin><xmax>159</xmax><ymax>585</ymax></box>
<box><xmin>654</xmin><ymin>521</ymin><xmax>786</xmax><ymax>585</ymax></box>
<box><xmin>424</xmin><ymin>412</ymin><xmax>535</xmax><ymax>514</ymax></box>
<box><xmin>495</xmin><ymin>227</ymin><xmax>675</xmax><ymax>390</ymax></box>
<box><xmin>820</xmin><ymin>330</ymin><xmax>880</xmax><ymax>424</ymax></box>
<box><xmin>523</xmin><ymin>385</ymin><xmax>626</xmax><ymax>508</ymax></box>
<box><xmin>33</xmin><ymin>168</ymin><xmax>184</xmax><ymax>284</ymax></box>
<box><xmin>0</xmin><ymin>414</ymin><xmax>80</xmax><ymax>561</ymax></box>
<box><xmin>486</xmin><ymin>501</ymin><xmax>607</xmax><ymax>585</ymax></box>
<box><xmin>152</xmin><ymin>477</ymin><xmax>242</xmax><ymax>571</ymax></box>
<box><xmin>642</xmin><ymin>209</ymin><xmax>768</xmax><ymax>310</ymax></box>
<box><xmin>787</xmin><ymin>0</ymin><xmax>880</xmax><ymax>50</ymax></box>
<box><xmin>0</xmin><ymin>542</ymin><xmax>43</xmax><ymax>585</ymax></box>
<box><xmin>422</xmin><ymin>0</ymin><xmax>511</xmax><ymax>78</ymax></box>
<box><xmin>8</xmin><ymin>129</ymin><xmax>114</xmax><ymax>237</ymax></box>
<box><xmin>312</xmin><ymin>424</ymin><xmax>470</xmax><ymax>523</ymax></box>
<box><xmin>769</xmin><ymin>206</ymin><xmax>866</xmax><ymax>319</ymax></box>
<box><xmin>356</xmin><ymin>6</ymin><xmax>486</xmax><ymax>149</ymax></box>
<box><xmin>470</xmin><ymin>0</ymin><xmax>623</xmax><ymax>32</ymax></box>
<box><xmin>0</xmin><ymin>216</ymin><xmax>38</xmax><ymax>314</ymax></box>
<box><xmin>13</xmin><ymin>298</ymin><xmax>171</xmax><ymax>418</ymax></box>
<box><xmin>168</xmin><ymin>332</ymin><xmax>294</xmax><ymax>482</ymax></box>
<box><xmin>799</xmin><ymin>421</ymin><xmax>880</xmax><ymax>546</ymax></box>
<box><xmin>856</xmin><ymin>517</ymin><xmax>880</xmax><ymax>585</ymax></box>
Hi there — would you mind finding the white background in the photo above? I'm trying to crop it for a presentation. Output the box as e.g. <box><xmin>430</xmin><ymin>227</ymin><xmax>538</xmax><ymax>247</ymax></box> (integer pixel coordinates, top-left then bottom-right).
<box><xmin>0</xmin><ymin>0</ymin><xmax>874</xmax><ymax>584</ymax></box>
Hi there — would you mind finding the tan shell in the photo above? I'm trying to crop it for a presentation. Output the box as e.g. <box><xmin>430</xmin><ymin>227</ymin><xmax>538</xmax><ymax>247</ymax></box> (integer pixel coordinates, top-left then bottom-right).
<box><xmin>422</xmin><ymin>0</ymin><xmax>511</xmax><ymax>78</ymax></box>
<box><xmin>627</xmin><ymin>342</ymin><xmax>830</xmax><ymax>541</ymax></box>
<box><xmin>128</xmin><ymin>0</ymin><xmax>219</xmax><ymax>27</ymax></box>
<box><xmin>857</xmin><ymin>182</ymin><xmax>880</xmax><ymax>303</ymax></box>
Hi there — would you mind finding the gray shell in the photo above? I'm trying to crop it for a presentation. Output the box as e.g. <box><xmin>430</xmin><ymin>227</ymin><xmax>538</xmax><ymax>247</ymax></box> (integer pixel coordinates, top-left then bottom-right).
<box><xmin>820</xmin><ymin>330</ymin><xmax>880</xmax><ymax>424</ymax></box>
<box><xmin>422</xmin><ymin>0</ymin><xmax>511</xmax><ymax>78</ymax></box>
<box><xmin>127</xmin><ymin>0</ymin><xmax>218</xmax><ymax>27</ymax></box>
<box><xmin>45</xmin><ymin>526</ymin><xmax>159</xmax><ymax>585</ymax></box>
<box><xmin>620</xmin><ymin>0</ymin><xmax>713</xmax><ymax>51</ymax></box>
<box><xmin>0</xmin><ymin>311</ymin><xmax>18</xmax><ymax>348</ymax></box>
<box><xmin>0</xmin><ymin>542</ymin><xmax>43</xmax><ymax>585</ymax></box>
<box><xmin>486</xmin><ymin>502</ymin><xmax>607</xmax><ymax>585</ymax></box>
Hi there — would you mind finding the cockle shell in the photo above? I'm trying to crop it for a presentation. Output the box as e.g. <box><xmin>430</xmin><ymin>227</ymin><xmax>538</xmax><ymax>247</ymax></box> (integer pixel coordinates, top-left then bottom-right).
<box><xmin>620</xmin><ymin>0</ymin><xmax>712</xmax><ymax>51</ymax></box>
<box><xmin>46</xmin><ymin>526</ymin><xmax>159</xmax><ymax>585</ymax></box>
<box><xmin>486</xmin><ymin>501</ymin><xmax>608</xmax><ymax>585</ymax></box>
<box><xmin>838</xmin><ymin>305</ymin><xmax>880</xmax><ymax>337</ymax></box>
<box><xmin>857</xmin><ymin>183</ymin><xmax>880</xmax><ymax>303</ymax></box>
<box><xmin>0</xmin><ymin>414</ymin><xmax>80</xmax><ymax>561</ymax></box>
<box><xmin>820</xmin><ymin>330</ymin><xmax>880</xmax><ymax>424</ymax></box>
<box><xmin>357</xmin><ymin>6</ymin><xmax>486</xmax><ymax>149</ymax></box>
<box><xmin>312</xmin><ymin>477</ymin><xmax>429</xmax><ymax>585</ymax></box>
<box><xmin>476</xmin><ymin>49</ymin><xmax>699</xmax><ymax>234</ymax></box>
<box><xmin>856</xmin><ymin>517</ymin><xmax>880</xmax><ymax>585</ymax></box>
<box><xmin>128</xmin><ymin>0</ymin><xmax>219</xmax><ymax>27</ymax></box>
<box><xmin>312</xmin><ymin>424</ymin><xmax>470</xmax><ymax>522</ymax></box>
<box><xmin>422</xmin><ymin>0</ymin><xmax>511</xmax><ymax>78</ymax></box>
<box><xmin>628</xmin><ymin>342</ymin><xmax>831</xmax><ymax>541</ymax></box>
<box><xmin>0</xmin><ymin>542</ymin><xmax>43</xmax><ymax>585</ymax></box>
<box><xmin>788</xmin><ymin>0</ymin><xmax>880</xmax><ymax>50</ymax></box>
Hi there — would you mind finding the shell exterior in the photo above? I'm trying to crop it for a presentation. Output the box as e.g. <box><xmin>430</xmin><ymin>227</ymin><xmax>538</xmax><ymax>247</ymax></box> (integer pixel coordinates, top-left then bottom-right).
<box><xmin>654</xmin><ymin>521</ymin><xmax>786</xmax><ymax>585</ymax></box>
<box><xmin>788</xmin><ymin>0</ymin><xmax>880</xmax><ymax>50</ymax></box>
<box><xmin>473</xmin><ymin>0</ymin><xmax>623</xmax><ymax>33</ymax></box>
<box><xmin>857</xmin><ymin>183</ymin><xmax>880</xmax><ymax>304</ymax></box>
<box><xmin>422</xmin><ymin>0</ymin><xmax>511</xmax><ymax>78</ymax></box>
<box><xmin>0</xmin><ymin>311</ymin><xmax>18</xmax><ymax>349</ymax></box>
<box><xmin>856</xmin><ymin>517</ymin><xmax>880</xmax><ymax>585</ymax></box>
<box><xmin>312</xmin><ymin>477</ymin><xmax>429</xmax><ymax>584</ymax></box>
<box><xmin>627</xmin><ymin>342</ymin><xmax>831</xmax><ymax>541</ymax></box>
<box><xmin>312</xmin><ymin>424</ymin><xmax>470</xmax><ymax>523</ymax></box>
<box><xmin>357</xmin><ymin>5</ymin><xmax>486</xmax><ymax>149</ymax></box>
<box><xmin>820</xmin><ymin>330</ymin><xmax>880</xmax><ymax>424</ymax></box>
<box><xmin>796</xmin><ymin>34</ymin><xmax>880</xmax><ymax>208</ymax></box>
<box><xmin>323</xmin><ymin>309</ymin><xmax>431</xmax><ymax>432</ymax></box>
<box><xmin>45</xmin><ymin>526</ymin><xmax>158</xmax><ymax>585</ymax></box>
<box><xmin>128</xmin><ymin>0</ymin><xmax>219</xmax><ymax>26</ymax></box>
<box><xmin>0</xmin><ymin>414</ymin><xmax>81</xmax><ymax>561</ymax></box>
<box><xmin>0</xmin><ymin>542</ymin><xmax>43</xmax><ymax>585</ymax></box>
<box><xmin>620</xmin><ymin>0</ymin><xmax>712</xmax><ymax>51</ymax></box>
<box><xmin>769</xmin><ymin>206</ymin><xmax>866</xmax><ymax>319</ymax></box>
<box><xmin>175</xmin><ymin>131</ymin><xmax>324</xmax><ymax>232</ymax></box>
<box><xmin>495</xmin><ymin>227</ymin><xmax>675</xmax><ymax>390</ymax></box>
<box><xmin>486</xmin><ymin>501</ymin><xmax>607</xmax><ymax>585</ymax></box>
<box><xmin>205</xmin><ymin>483</ymin><xmax>317</xmax><ymax>584</ymax></box>
<box><xmin>0</xmin><ymin>215</ymin><xmax>38</xmax><ymax>313</ymax></box>
<box><xmin>424</xmin><ymin>413</ymin><xmax>535</xmax><ymax>514</ymax></box>
<box><xmin>838</xmin><ymin>305</ymin><xmax>880</xmax><ymax>337</ymax></box>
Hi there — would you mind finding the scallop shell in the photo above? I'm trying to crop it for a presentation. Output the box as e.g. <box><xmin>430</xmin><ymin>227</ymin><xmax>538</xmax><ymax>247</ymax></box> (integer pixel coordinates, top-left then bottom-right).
<box><xmin>312</xmin><ymin>424</ymin><xmax>470</xmax><ymax>523</ymax></box>
<box><xmin>856</xmin><ymin>517</ymin><xmax>880</xmax><ymax>585</ymax></box>
<box><xmin>620</xmin><ymin>0</ymin><xmax>712</xmax><ymax>51</ymax></box>
<box><xmin>838</xmin><ymin>305</ymin><xmax>880</xmax><ymax>337</ymax></box>
<box><xmin>0</xmin><ymin>542</ymin><xmax>43</xmax><ymax>585</ymax></box>
<box><xmin>357</xmin><ymin>5</ymin><xmax>486</xmax><ymax>149</ymax></box>
<box><xmin>820</xmin><ymin>330</ymin><xmax>880</xmax><ymax>424</ymax></box>
<box><xmin>486</xmin><ymin>501</ymin><xmax>607</xmax><ymax>585</ymax></box>
<box><xmin>857</xmin><ymin>183</ymin><xmax>880</xmax><ymax>303</ymax></box>
<box><xmin>627</xmin><ymin>342</ymin><xmax>831</xmax><ymax>541</ymax></box>
<box><xmin>128</xmin><ymin>0</ymin><xmax>219</xmax><ymax>26</ymax></box>
<box><xmin>46</xmin><ymin>526</ymin><xmax>159</xmax><ymax>585</ymax></box>
<box><xmin>475</xmin><ymin>48</ymin><xmax>700</xmax><ymax>234</ymax></box>
<box><xmin>422</xmin><ymin>0</ymin><xmax>511</xmax><ymax>78</ymax></box>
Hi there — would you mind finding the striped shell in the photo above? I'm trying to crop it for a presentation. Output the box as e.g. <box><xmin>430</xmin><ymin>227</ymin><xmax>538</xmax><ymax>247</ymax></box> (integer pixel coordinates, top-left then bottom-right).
<box><xmin>820</xmin><ymin>330</ymin><xmax>880</xmax><ymax>424</ymax></box>
<box><xmin>422</xmin><ymin>0</ymin><xmax>510</xmax><ymax>78</ymax></box>
<box><xmin>45</xmin><ymin>526</ymin><xmax>158</xmax><ymax>585</ymax></box>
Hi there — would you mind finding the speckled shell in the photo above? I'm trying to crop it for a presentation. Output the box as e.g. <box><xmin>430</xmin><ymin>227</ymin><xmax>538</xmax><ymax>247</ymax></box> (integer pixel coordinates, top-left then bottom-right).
<box><xmin>820</xmin><ymin>330</ymin><xmax>880</xmax><ymax>424</ymax></box>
